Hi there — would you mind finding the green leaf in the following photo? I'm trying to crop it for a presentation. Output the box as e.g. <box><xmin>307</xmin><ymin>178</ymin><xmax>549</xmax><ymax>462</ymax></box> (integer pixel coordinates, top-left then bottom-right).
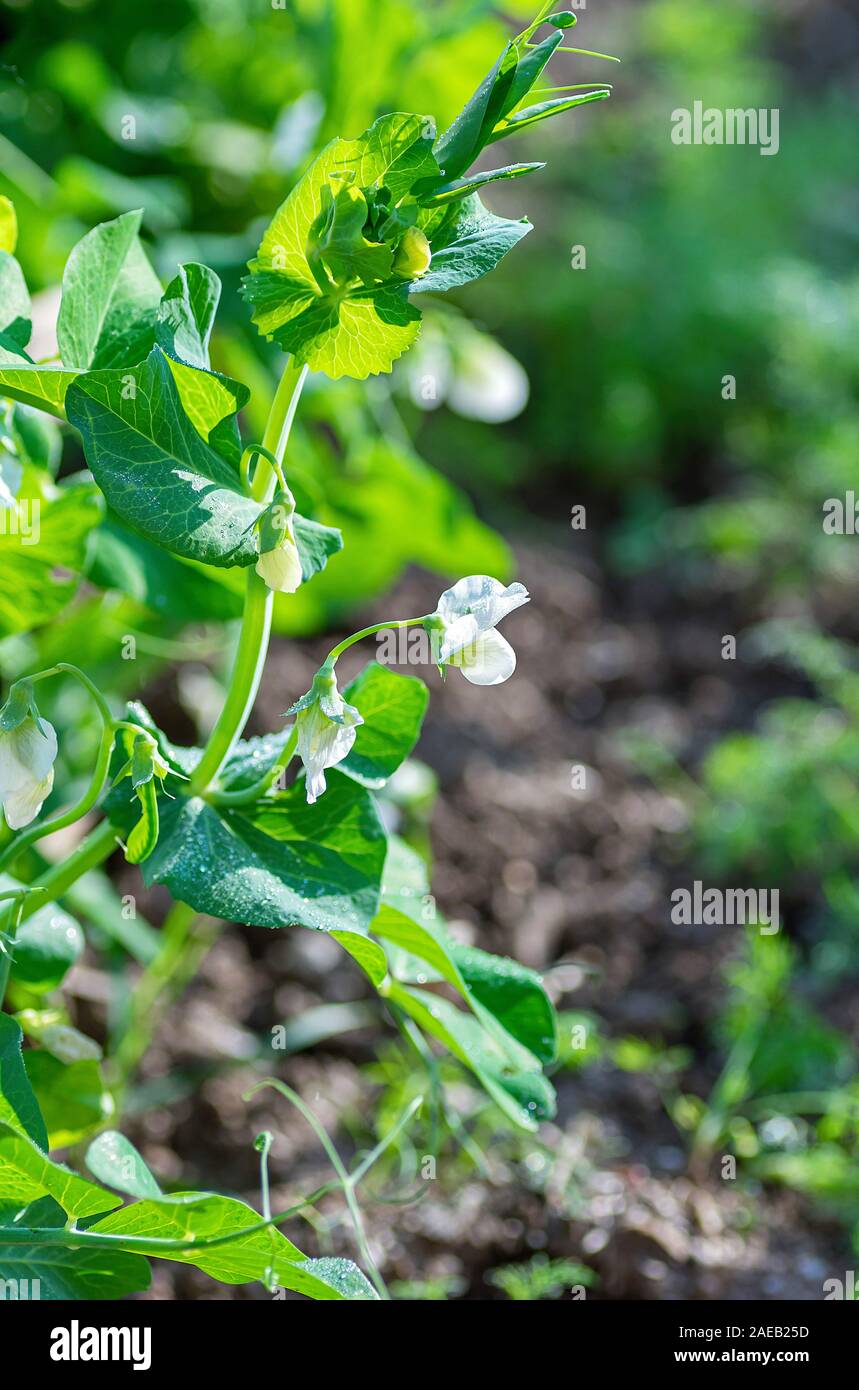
<box><xmin>87</xmin><ymin>513</ymin><xmax>244</xmax><ymax>622</ymax></box>
<box><xmin>155</xmin><ymin>263</ymin><xmax>254</xmax><ymax>463</ymax></box>
<box><xmin>1</xmin><ymin>874</ymin><xmax>85</xmax><ymax>993</ymax></box>
<box><xmin>0</xmin><ymin>485</ymin><xmax>103</xmax><ymax>637</ymax></box>
<box><xmin>7</xmin><ymin>402</ymin><xmax>62</xmax><ymax>474</ymax></box>
<box><xmin>292</xmin><ymin>514</ymin><xmax>344</xmax><ymax>583</ymax></box>
<box><xmin>450</xmin><ymin>945</ymin><xmax>558</xmax><ymax>1065</ymax></box>
<box><xmin>0</xmin><ymin>253</ymin><xmax>31</xmax><ymax>352</ymax></box>
<box><xmin>0</xmin><ymin>1121</ymin><xmax>119</xmax><ymax>1219</ymax></box>
<box><xmin>65</xmin><ymin>348</ymin><xmax>261</xmax><ymax>568</ymax></box>
<box><xmin>0</xmin><ymin>197</ymin><xmax>17</xmax><ymax>254</ymax></box>
<box><xmin>155</xmin><ymin>262</ymin><xmax>221</xmax><ymax>370</ymax></box>
<box><xmin>313</xmin><ymin>184</ymin><xmax>394</xmax><ymax>288</ymax></box>
<box><xmin>24</xmin><ymin>1054</ymin><xmax>110</xmax><ymax>1148</ymax></box>
<box><xmin>413</xmin><ymin>194</ymin><xmax>532</xmax><ymax>295</ymax></box>
<box><xmin>501</xmin><ymin>29</ymin><xmax>565</xmax><ymax>117</ymax></box>
<box><xmin>0</xmin><ymin>348</ymin><xmax>78</xmax><ymax>419</ymax></box>
<box><xmin>86</xmin><ymin>1131</ymin><xmax>163</xmax><ymax>1199</ymax></box>
<box><xmin>489</xmin><ymin>90</ymin><xmax>610</xmax><ymax>142</ymax></box>
<box><xmin>0</xmin><ymin>1014</ymin><xmax>48</xmax><ymax>1150</ymax></box>
<box><xmin>126</xmin><ymin>776</ymin><xmax>159</xmax><ymax>865</ymax></box>
<box><xmin>105</xmin><ymin>720</ymin><xmax>387</xmax><ymax>941</ymax></box>
<box><xmin>89</xmin><ymin>1193</ymin><xmax>378</xmax><ymax>1298</ymax></box>
<box><xmin>56</xmin><ymin>209</ymin><xmax>162</xmax><ymax>370</ymax></box>
<box><xmin>17</xmin><ymin>1019</ymin><xmax>101</xmax><ymax>1065</ymax></box>
<box><xmin>0</xmin><ymin>1243</ymin><xmax>151</xmax><ymax>1299</ymax></box>
<box><xmin>246</xmin><ymin>272</ymin><xmax>420</xmax><ymax>381</ymax></box>
<box><xmin>421</xmin><ymin>162</ymin><xmax>545</xmax><ymax>206</ymax></box>
<box><xmin>354</xmin><ymin>112</ymin><xmax>440</xmax><ymax>203</ymax></box>
<box><xmin>243</xmin><ymin>116</ymin><xmax>436</xmax><ymax>379</ymax></box>
<box><xmin>433</xmin><ymin>42</ymin><xmax>514</xmax><ymax>181</ymax></box>
<box><xmin>341</xmin><ymin>662</ymin><xmax>429</xmax><ymax>787</ymax></box>
<box><xmin>165</xmin><ymin>353</ymin><xmax>250</xmax><ymax>464</ymax></box>
<box><xmin>388</xmin><ymin>984</ymin><xmax>555</xmax><ymax>1131</ymax></box>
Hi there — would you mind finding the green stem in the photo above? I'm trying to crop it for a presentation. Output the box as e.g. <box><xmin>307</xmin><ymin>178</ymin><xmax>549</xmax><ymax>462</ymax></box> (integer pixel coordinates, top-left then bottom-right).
<box><xmin>23</xmin><ymin>662</ymin><xmax>114</xmax><ymax>726</ymax></box>
<box><xmin>0</xmin><ymin>1191</ymin><xmax>337</xmax><ymax>1255</ymax></box>
<box><xmin>246</xmin><ymin>1078</ymin><xmax>391</xmax><ymax>1300</ymax></box>
<box><xmin>326</xmin><ymin>616</ymin><xmax>431</xmax><ymax>665</ymax></box>
<box><xmin>0</xmin><ymin>819</ymin><xmax>118</xmax><ymax>1005</ymax></box>
<box><xmin>188</xmin><ymin>357</ymin><xmax>308</xmax><ymax>797</ymax></box>
<box><xmin>208</xmin><ymin>728</ymin><xmax>298</xmax><ymax>808</ymax></box>
<box><xmin>187</xmin><ymin>573</ymin><xmax>273</xmax><ymax>794</ymax></box>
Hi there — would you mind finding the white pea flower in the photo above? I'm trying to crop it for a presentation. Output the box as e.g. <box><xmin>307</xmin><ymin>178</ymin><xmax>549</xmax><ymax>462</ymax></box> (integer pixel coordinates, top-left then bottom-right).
<box><xmin>255</xmin><ymin>492</ymin><xmax>303</xmax><ymax>595</ymax></box>
<box><xmin>0</xmin><ymin>709</ymin><xmax>58</xmax><ymax>830</ymax></box>
<box><xmin>256</xmin><ymin>536</ymin><xmax>303</xmax><ymax>594</ymax></box>
<box><xmin>286</xmin><ymin>668</ymin><xmax>363</xmax><ymax>805</ymax></box>
<box><xmin>432</xmin><ymin>575</ymin><xmax>529</xmax><ymax>686</ymax></box>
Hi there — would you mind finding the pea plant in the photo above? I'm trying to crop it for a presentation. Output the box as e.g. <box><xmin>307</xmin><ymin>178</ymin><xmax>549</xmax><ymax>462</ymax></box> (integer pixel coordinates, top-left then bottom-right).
<box><xmin>0</xmin><ymin>6</ymin><xmax>611</xmax><ymax>1301</ymax></box>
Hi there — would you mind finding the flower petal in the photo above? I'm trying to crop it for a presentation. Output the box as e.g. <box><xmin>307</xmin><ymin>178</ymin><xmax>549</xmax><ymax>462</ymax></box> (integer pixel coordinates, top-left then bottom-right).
<box><xmin>295</xmin><ymin>704</ymin><xmax>359</xmax><ymax>804</ymax></box>
<box><xmin>436</xmin><ymin>575</ymin><xmax>529</xmax><ymax>635</ymax></box>
<box><xmin>256</xmin><ymin>540</ymin><xmax>303</xmax><ymax>594</ymax></box>
<box><xmin>0</xmin><ymin>717</ymin><xmax>58</xmax><ymax>829</ymax></box>
<box><xmin>3</xmin><ymin>769</ymin><xmax>54</xmax><ymax>829</ymax></box>
<box><xmin>448</xmin><ymin>628</ymin><xmax>517</xmax><ymax>686</ymax></box>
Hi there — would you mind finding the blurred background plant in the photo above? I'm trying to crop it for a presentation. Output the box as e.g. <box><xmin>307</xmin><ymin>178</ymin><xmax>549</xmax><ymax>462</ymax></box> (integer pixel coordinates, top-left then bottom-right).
<box><xmin>2</xmin><ymin>0</ymin><xmax>859</xmax><ymax>1298</ymax></box>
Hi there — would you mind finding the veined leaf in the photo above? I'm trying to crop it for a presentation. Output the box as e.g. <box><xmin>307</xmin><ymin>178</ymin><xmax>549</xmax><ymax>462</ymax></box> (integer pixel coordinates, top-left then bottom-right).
<box><xmin>341</xmin><ymin>662</ymin><xmax>429</xmax><ymax>788</ymax></box>
<box><xmin>68</xmin><ymin>349</ymin><xmax>342</xmax><ymax>576</ymax></box>
<box><xmin>0</xmin><ymin>1014</ymin><xmax>48</xmax><ymax>1150</ymax></box>
<box><xmin>243</xmin><ymin>114</ymin><xmax>437</xmax><ymax>379</ymax></box>
<box><xmin>155</xmin><ymin>263</ymin><xmax>252</xmax><ymax>462</ymax></box>
<box><xmin>155</xmin><ymin>262</ymin><xmax>221</xmax><ymax>370</ymax></box>
<box><xmin>0</xmin><ymin>1244</ymin><xmax>150</xmax><ymax>1300</ymax></box>
<box><xmin>0</xmin><ymin>346</ymin><xmax>78</xmax><ymax>419</ymax></box>
<box><xmin>56</xmin><ymin>209</ymin><xmax>162</xmax><ymax>370</ymax></box>
<box><xmin>450</xmin><ymin>944</ymin><xmax>558</xmax><ymax>1065</ymax></box>
<box><xmin>353</xmin><ymin>111</ymin><xmax>439</xmax><ymax>202</ymax></box>
<box><xmin>89</xmin><ymin>1193</ymin><xmax>378</xmax><ymax>1298</ymax></box>
<box><xmin>246</xmin><ymin>267</ymin><xmax>419</xmax><ymax>381</ymax></box>
<box><xmin>66</xmin><ymin>347</ymin><xmax>260</xmax><ymax>568</ymax></box>
<box><xmin>104</xmin><ymin>710</ymin><xmax>387</xmax><ymax>946</ymax></box>
<box><xmin>0</xmin><ymin>1121</ymin><xmax>119</xmax><ymax>1219</ymax></box>
<box><xmin>413</xmin><ymin>194</ymin><xmax>532</xmax><ymax>296</ymax></box>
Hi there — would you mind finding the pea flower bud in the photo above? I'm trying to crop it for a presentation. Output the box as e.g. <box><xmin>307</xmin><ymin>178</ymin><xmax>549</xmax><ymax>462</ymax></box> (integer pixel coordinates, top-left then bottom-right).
<box><xmin>255</xmin><ymin>491</ymin><xmax>303</xmax><ymax>595</ymax></box>
<box><xmin>0</xmin><ymin>685</ymin><xmax>58</xmax><ymax>830</ymax></box>
<box><xmin>285</xmin><ymin>667</ymin><xmax>363</xmax><ymax>805</ymax></box>
<box><xmin>393</xmin><ymin>227</ymin><xmax>432</xmax><ymax>279</ymax></box>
